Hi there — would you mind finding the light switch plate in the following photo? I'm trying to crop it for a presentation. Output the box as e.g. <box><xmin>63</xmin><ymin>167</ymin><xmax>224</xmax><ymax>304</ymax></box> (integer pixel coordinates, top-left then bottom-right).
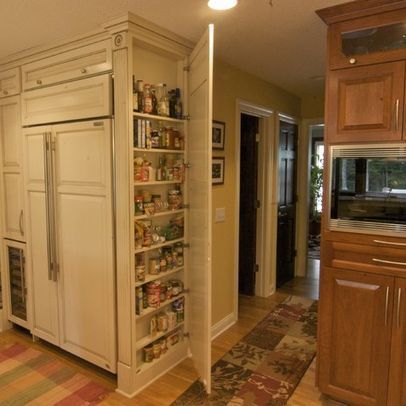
<box><xmin>215</xmin><ymin>207</ymin><xmax>225</xmax><ymax>223</ymax></box>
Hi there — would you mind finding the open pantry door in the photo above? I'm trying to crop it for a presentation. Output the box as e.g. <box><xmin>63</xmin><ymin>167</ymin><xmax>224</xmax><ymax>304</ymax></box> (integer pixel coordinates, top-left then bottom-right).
<box><xmin>187</xmin><ymin>24</ymin><xmax>214</xmax><ymax>393</ymax></box>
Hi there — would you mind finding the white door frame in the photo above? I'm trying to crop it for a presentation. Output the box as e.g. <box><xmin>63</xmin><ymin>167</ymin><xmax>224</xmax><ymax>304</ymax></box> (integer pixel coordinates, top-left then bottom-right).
<box><xmin>296</xmin><ymin>117</ymin><xmax>324</xmax><ymax>277</ymax></box>
<box><xmin>234</xmin><ymin>100</ymin><xmax>274</xmax><ymax>320</ymax></box>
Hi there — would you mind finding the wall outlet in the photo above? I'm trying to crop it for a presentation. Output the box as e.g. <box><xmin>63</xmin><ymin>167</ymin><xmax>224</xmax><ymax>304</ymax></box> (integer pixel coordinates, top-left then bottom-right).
<box><xmin>215</xmin><ymin>207</ymin><xmax>226</xmax><ymax>223</ymax></box>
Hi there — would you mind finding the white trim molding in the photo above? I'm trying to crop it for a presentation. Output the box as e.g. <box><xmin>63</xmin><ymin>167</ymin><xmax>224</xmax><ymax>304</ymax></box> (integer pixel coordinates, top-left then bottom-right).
<box><xmin>211</xmin><ymin>312</ymin><xmax>237</xmax><ymax>341</ymax></box>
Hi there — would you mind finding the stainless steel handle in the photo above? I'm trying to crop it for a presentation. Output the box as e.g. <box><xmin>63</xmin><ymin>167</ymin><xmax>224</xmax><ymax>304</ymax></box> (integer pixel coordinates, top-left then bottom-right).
<box><xmin>48</xmin><ymin>133</ymin><xmax>58</xmax><ymax>282</ymax></box>
<box><xmin>373</xmin><ymin>239</ymin><xmax>406</xmax><ymax>247</ymax></box>
<box><xmin>385</xmin><ymin>286</ymin><xmax>390</xmax><ymax>326</ymax></box>
<box><xmin>395</xmin><ymin>99</ymin><xmax>400</xmax><ymax>132</ymax></box>
<box><xmin>373</xmin><ymin>258</ymin><xmax>406</xmax><ymax>267</ymax></box>
<box><xmin>43</xmin><ymin>133</ymin><xmax>54</xmax><ymax>281</ymax></box>
<box><xmin>19</xmin><ymin>209</ymin><xmax>24</xmax><ymax>236</ymax></box>
<box><xmin>397</xmin><ymin>288</ymin><xmax>402</xmax><ymax>329</ymax></box>
<box><xmin>19</xmin><ymin>249</ymin><xmax>25</xmax><ymax>304</ymax></box>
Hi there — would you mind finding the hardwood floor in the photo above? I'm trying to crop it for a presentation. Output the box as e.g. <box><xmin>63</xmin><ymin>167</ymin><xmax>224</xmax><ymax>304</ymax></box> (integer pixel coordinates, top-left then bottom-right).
<box><xmin>0</xmin><ymin>258</ymin><xmax>343</xmax><ymax>405</ymax></box>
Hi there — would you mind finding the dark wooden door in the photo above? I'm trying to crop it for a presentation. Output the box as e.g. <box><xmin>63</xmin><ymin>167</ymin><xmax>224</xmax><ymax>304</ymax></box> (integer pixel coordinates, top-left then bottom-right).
<box><xmin>239</xmin><ymin>114</ymin><xmax>259</xmax><ymax>296</ymax></box>
<box><xmin>276</xmin><ymin>120</ymin><xmax>297</xmax><ymax>288</ymax></box>
<box><xmin>327</xmin><ymin>61</ymin><xmax>405</xmax><ymax>143</ymax></box>
<box><xmin>318</xmin><ymin>267</ymin><xmax>394</xmax><ymax>406</ymax></box>
<box><xmin>388</xmin><ymin>277</ymin><xmax>406</xmax><ymax>406</ymax></box>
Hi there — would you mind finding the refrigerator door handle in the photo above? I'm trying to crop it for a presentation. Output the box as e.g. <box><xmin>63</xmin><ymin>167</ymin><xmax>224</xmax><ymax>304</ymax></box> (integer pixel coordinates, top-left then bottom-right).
<box><xmin>48</xmin><ymin>132</ymin><xmax>58</xmax><ymax>282</ymax></box>
<box><xmin>43</xmin><ymin>132</ymin><xmax>54</xmax><ymax>281</ymax></box>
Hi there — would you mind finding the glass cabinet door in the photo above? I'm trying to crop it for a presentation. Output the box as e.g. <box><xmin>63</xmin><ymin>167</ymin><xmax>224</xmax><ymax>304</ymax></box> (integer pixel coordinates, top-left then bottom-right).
<box><xmin>5</xmin><ymin>241</ymin><xmax>28</xmax><ymax>325</ymax></box>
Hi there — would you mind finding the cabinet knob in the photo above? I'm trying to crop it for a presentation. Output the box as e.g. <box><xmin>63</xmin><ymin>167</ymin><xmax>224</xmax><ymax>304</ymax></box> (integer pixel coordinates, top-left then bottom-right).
<box><xmin>349</xmin><ymin>57</ymin><xmax>357</xmax><ymax>65</ymax></box>
<box><xmin>81</xmin><ymin>68</ymin><xmax>87</xmax><ymax>74</ymax></box>
<box><xmin>2</xmin><ymin>90</ymin><xmax>8</xmax><ymax>95</ymax></box>
<box><xmin>36</xmin><ymin>79</ymin><xmax>42</xmax><ymax>85</ymax></box>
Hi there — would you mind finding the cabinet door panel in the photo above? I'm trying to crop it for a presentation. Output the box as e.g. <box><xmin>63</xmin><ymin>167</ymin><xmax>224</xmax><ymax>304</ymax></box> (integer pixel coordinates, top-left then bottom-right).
<box><xmin>3</xmin><ymin>173</ymin><xmax>24</xmax><ymax>240</ymax></box>
<box><xmin>318</xmin><ymin>267</ymin><xmax>393</xmax><ymax>405</ymax></box>
<box><xmin>187</xmin><ymin>25</ymin><xmax>213</xmax><ymax>393</ymax></box>
<box><xmin>53</xmin><ymin>120</ymin><xmax>116</xmax><ymax>373</ymax></box>
<box><xmin>327</xmin><ymin>61</ymin><xmax>405</xmax><ymax>143</ymax></box>
<box><xmin>388</xmin><ymin>277</ymin><xmax>406</xmax><ymax>405</ymax></box>
<box><xmin>23</xmin><ymin>126</ymin><xmax>60</xmax><ymax>345</ymax></box>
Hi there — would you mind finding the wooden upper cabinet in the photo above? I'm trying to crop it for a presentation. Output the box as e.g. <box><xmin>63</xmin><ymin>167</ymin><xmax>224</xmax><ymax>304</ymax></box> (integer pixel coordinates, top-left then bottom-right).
<box><xmin>326</xmin><ymin>61</ymin><xmax>405</xmax><ymax>143</ymax></box>
<box><xmin>388</xmin><ymin>277</ymin><xmax>406</xmax><ymax>406</ymax></box>
<box><xmin>318</xmin><ymin>267</ymin><xmax>394</xmax><ymax>406</ymax></box>
<box><xmin>326</xmin><ymin>9</ymin><xmax>406</xmax><ymax>70</ymax></box>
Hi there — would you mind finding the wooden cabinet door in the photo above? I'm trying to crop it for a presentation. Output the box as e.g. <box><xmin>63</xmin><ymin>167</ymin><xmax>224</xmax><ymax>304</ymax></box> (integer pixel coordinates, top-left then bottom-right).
<box><xmin>326</xmin><ymin>61</ymin><xmax>405</xmax><ymax>143</ymax></box>
<box><xmin>388</xmin><ymin>277</ymin><xmax>406</xmax><ymax>406</ymax></box>
<box><xmin>318</xmin><ymin>267</ymin><xmax>394</xmax><ymax>405</ymax></box>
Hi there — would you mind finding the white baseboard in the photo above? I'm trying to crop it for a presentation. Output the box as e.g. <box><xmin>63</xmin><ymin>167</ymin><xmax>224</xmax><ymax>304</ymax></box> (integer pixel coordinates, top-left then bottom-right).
<box><xmin>211</xmin><ymin>312</ymin><xmax>236</xmax><ymax>341</ymax></box>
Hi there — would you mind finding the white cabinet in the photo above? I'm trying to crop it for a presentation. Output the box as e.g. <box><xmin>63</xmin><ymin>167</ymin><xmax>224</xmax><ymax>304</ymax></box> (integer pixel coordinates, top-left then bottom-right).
<box><xmin>23</xmin><ymin>119</ymin><xmax>116</xmax><ymax>372</ymax></box>
<box><xmin>21</xmin><ymin>74</ymin><xmax>112</xmax><ymax>126</ymax></box>
<box><xmin>0</xmin><ymin>96</ymin><xmax>25</xmax><ymax>241</ymax></box>
<box><xmin>22</xmin><ymin>40</ymin><xmax>112</xmax><ymax>90</ymax></box>
<box><xmin>0</xmin><ymin>68</ymin><xmax>21</xmax><ymax>98</ymax></box>
<box><xmin>113</xmin><ymin>19</ymin><xmax>213</xmax><ymax>396</ymax></box>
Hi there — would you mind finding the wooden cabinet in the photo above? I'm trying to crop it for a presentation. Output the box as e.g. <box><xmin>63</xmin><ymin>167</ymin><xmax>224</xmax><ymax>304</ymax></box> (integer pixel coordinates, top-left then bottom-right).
<box><xmin>318</xmin><ymin>266</ymin><xmax>394</xmax><ymax>406</ymax></box>
<box><xmin>0</xmin><ymin>68</ymin><xmax>21</xmax><ymax>98</ymax></box>
<box><xmin>23</xmin><ymin>120</ymin><xmax>116</xmax><ymax>372</ymax></box>
<box><xmin>0</xmin><ymin>96</ymin><xmax>25</xmax><ymax>242</ymax></box>
<box><xmin>21</xmin><ymin>40</ymin><xmax>112</xmax><ymax>90</ymax></box>
<box><xmin>326</xmin><ymin>61</ymin><xmax>405</xmax><ymax>143</ymax></box>
<box><xmin>388</xmin><ymin>277</ymin><xmax>406</xmax><ymax>405</ymax></box>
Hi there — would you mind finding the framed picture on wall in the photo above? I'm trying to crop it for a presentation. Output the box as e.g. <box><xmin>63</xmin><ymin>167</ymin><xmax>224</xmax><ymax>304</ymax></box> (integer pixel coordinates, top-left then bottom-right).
<box><xmin>212</xmin><ymin>157</ymin><xmax>225</xmax><ymax>185</ymax></box>
<box><xmin>212</xmin><ymin>120</ymin><xmax>225</xmax><ymax>150</ymax></box>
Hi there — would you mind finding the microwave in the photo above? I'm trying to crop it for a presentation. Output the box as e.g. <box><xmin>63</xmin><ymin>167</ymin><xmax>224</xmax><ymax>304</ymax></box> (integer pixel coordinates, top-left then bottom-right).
<box><xmin>329</xmin><ymin>144</ymin><xmax>406</xmax><ymax>235</ymax></box>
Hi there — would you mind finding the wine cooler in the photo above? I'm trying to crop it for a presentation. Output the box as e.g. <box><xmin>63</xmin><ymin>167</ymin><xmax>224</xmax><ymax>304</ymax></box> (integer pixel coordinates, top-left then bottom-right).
<box><xmin>4</xmin><ymin>239</ymin><xmax>29</xmax><ymax>328</ymax></box>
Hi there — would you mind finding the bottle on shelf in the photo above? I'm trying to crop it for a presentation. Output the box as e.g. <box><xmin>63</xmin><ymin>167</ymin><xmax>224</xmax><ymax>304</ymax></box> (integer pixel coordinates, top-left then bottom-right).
<box><xmin>157</xmin><ymin>83</ymin><xmax>170</xmax><ymax>117</ymax></box>
<box><xmin>136</xmin><ymin>80</ymin><xmax>144</xmax><ymax>113</ymax></box>
<box><xmin>174</xmin><ymin>88</ymin><xmax>183</xmax><ymax>119</ymax></box>
<box><xmin>132</xmin><ymin>76</ymin><xmax>138</xmax><ymax>112</ymax></box>
<box><xmin>144</xmin><ymin>84</ymin><xmax>153</xmax><ymax>114</ymax></box>
<box><xmin>151</xmin><ymin>85</ymin><xmax>158</xmax><ymax>115</ymax></box>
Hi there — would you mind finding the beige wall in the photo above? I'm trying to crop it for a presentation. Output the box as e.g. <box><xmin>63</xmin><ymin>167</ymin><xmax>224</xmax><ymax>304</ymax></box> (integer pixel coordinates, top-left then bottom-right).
<box><xmin>301</xmin><ymin>94</ymin><xmax>325</xmax><ymax>119</ymax></box>
<box><xmin>211</xmin><ymin>59</ymin><xmax>301</xmax><ymax>326</ymax></box>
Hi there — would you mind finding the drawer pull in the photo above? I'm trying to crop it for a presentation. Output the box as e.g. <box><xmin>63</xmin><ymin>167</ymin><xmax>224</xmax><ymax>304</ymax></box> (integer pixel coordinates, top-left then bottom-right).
<box><xmin>36</xmin><ymin>79</ymin><xmax>42</xmax><ymax>85</ymax></box>
<box><xmin>397</xmin><ymin>288</ymin><xmax>402</xmax><ymax>328</ymax></box>
<box><xmin>81</xmin><ymin>68</ymin><xmax>87</xmax><ymax>74</ymax></box>
<box><xmin>373</xmin><ymin>258</ymin><xmax>406</xmax><ymax>267</ymax></box>
<box><xmin>349</xmin><ymin>57</ymin><xmax>357</xmax><ymax>65</ymax></box>
<box><xmin>373</xmin><ymin>239</ymin><xmax>406</xmax><ymax>247</ymax></box>
<box><xmin>385</xmin><ymin>287</ymin><xmax>389</xmax><ymax>326</ymax></box>
<box><xmin>2</xmin><ymin>90</ymin><xmax>8</xmax><ymax>96</ymax></box>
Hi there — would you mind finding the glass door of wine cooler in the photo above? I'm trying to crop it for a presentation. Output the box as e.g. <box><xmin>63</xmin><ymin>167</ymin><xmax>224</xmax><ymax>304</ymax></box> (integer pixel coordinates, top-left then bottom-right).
<box><xmin>4</xmin><ymin>240</ymin><xmax>28</xmax><ymax>327</ymax></box>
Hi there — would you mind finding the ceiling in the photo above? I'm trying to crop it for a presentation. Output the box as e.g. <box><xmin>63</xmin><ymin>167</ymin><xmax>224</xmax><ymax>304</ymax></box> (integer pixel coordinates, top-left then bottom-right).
<box><xmin>0</xmin><ymin>0</ymin><xmax>349</xmax><ymax>98</ymax></box>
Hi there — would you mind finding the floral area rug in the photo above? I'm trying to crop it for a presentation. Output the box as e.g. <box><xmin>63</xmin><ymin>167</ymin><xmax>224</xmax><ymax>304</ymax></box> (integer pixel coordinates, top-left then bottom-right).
<box><xmin>0</xmin><ymin>343</ymin><xmax>111</xmax><ymax>405</ymax></box>
<box><xmin>172</xmin><ymin>295</ymin><xmax>317</xmax><ymax>405</ymax></box>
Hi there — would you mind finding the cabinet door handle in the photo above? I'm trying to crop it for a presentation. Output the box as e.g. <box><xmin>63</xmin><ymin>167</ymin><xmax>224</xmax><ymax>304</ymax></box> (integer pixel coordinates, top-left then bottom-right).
<box><xmin>19</xmin><ymin>209</ymin><xmax>24</xmax><ymax>236</ymax></box>
<box><xmin>373</xmin><ymin>239</ymin><xmax>406</xmax><ymax>247</ymax></box>
<box><xmin>395</xmin><ymin>99</ymin><xmax>400</xmax><ymax>132</ymax></box>
<box><xmin>385</xmin><ymin>286</ymin><xmax>390</xmax><ymax>326</ymax></box>
<box><xmin>43</xmin><ymin>133</ymin><xmax>53</xmax><ymax>281</ymax></box>
<box><xmin>397</xmin><ymin>288</ymin><xmax>402</xmax><ymax>329</ymax></box>
<box><xmin>373</xmin><ymin>258</ymin><xmax>406</xmax><ymax>267</ymax></box>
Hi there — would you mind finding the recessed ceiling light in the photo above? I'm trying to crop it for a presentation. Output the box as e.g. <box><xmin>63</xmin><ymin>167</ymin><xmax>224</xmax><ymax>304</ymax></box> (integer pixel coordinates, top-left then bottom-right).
<box><xmin>208</xmin><ymin>0</ymin><xmax>238</xmax><ymax>10</ymax></box>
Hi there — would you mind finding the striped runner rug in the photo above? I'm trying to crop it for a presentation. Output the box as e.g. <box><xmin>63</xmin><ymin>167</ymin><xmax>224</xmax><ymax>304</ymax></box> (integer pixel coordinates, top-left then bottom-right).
<box><xmin>0</xmin><ymin>343</ymin><xmax>111</xmax><ymax>405</ymax></box>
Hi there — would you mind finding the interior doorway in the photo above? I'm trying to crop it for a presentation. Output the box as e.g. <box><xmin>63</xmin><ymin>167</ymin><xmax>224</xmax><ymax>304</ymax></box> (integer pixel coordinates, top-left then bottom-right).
<box><xmin>238</xmin><ymin>114</ymin><xmax>260</xmax><ymax>296</ymax></box>
<box><xmin>276</xmin><ymin>120</ymin><xmax>298</xmax><ymax>288</ymax></box>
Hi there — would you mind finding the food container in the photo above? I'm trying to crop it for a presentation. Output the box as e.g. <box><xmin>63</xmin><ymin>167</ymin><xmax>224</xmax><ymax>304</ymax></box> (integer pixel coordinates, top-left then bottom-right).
<box><xmin>135</xmin><ymin>264</ymin><xmax>145</xmax><ymax>282</ymax></box>
<box><xmin>144</xmin><ymin>345</ymin><xmax>154</xmax><ymax>362</ymax></box>
<box><xmin>146</xmin><ymin>282</ymin><xmax>161</xmax><ymax>308</ymax></box>
<box><xmin>148</xmin><ymin>257</ymin><xmax>160</xmax><ymax>275</ymax></box>
<box><xmin>153</xmin><ymin>342</ymin><xmax>161</xmax><ymax>359</ymax></box>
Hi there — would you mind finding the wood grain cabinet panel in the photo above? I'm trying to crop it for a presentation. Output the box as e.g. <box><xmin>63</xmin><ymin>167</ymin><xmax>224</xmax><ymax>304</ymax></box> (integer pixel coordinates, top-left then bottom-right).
<box><xmin>318</xmin><ymin>267</ymin><xmax>394</xmax><ymax>406</ymax></box>
<box><xmin>388</xmin><ymin>277</ymin><xmax>406</xmax><ymax>405</ymax></box>
<box><xmin>327</xmin><ymin>61</ymin><xmax>405</xmax><ymax>143</ymax></box>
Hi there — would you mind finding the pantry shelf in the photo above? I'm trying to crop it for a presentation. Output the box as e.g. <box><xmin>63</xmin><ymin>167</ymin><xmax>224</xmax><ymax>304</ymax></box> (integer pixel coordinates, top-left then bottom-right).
<box><xmin>134</xmin><ymin>238</ymin><xmax>185</xmax><ymax>255</ymax></box>
<box><xmin>134</xmin><ymin>209</ymin><xmax>185</xmax><ymax>221</ymax></box>
<box><xmin>135</xmin><ymin>266</ymin><xmax>184</xmax><ymax>287</ymax></box>
<box><xmin>134</xmin><ymin>180</ymin><xmax>182</xmax><ymax>186</ymax></box>
<box><xmin>135</xmin><ymin>322</ymin><xmax>185</xmax><ymax>351</ymax></box>
<box><xmin>133</xmin><ymin>112</ymin><xmax>186</xmax><ymax>124</ymax></box>
<box><xmin>136</xmin><ymin>293</ymin><xmax>186</xmax><ymax>320</ymax></box>
<box><xmin>133</xmin><ymin>148</ymin><xmax>185</xmax><ymax>154</ymax></box>
<box><xmin>136</xmin><ymin>339</ymin><xmax>188</xmax><ymax>375</ymax></box>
